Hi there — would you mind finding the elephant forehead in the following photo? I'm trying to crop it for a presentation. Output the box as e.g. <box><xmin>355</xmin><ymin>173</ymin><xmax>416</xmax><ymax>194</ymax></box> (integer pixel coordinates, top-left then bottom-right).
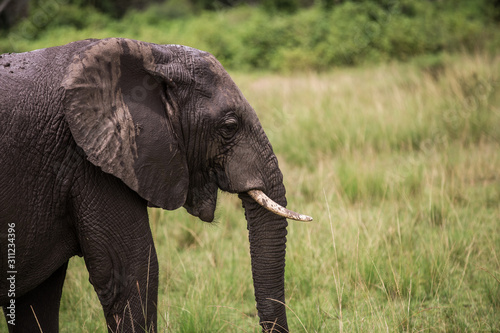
<box><xmin>152</xmin><ymin>44</ymin><xmax>242</xmax><ymax>103</ymax></box>
<box><xmin>197</xmin><ymin>54</ymin><xmax>246</xmax><ymax>104</ymax></box>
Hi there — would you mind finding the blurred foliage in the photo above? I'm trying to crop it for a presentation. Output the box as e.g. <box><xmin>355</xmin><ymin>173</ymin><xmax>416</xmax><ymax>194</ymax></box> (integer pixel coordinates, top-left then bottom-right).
<box><xmin>1</xmin><ymin>0</ymin><xmax>499</xmax><ymax>71</ymax></box>
<box><xmin>54</xmin><ymin>0</ymin><xmax>164</xmax><ymax>18</ymax></box>
<box><xmin>0</xmin><ymin>0</ymin><xmax>30</xmax><ymax>29</ymax></box>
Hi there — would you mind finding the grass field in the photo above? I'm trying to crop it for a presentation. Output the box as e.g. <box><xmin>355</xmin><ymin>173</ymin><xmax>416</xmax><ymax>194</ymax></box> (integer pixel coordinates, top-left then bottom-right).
<box><xmin>2</xmin><ymin>51</ymin><xmax>500</xmax><ymax>332</ymax></box>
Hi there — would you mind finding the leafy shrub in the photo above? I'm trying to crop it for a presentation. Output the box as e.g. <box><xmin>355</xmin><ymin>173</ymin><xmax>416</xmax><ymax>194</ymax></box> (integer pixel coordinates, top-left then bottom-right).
<box><xmin>1</xmin><ymin>0</ymin><xmax>498</xmax><ymax>71</ymax></box>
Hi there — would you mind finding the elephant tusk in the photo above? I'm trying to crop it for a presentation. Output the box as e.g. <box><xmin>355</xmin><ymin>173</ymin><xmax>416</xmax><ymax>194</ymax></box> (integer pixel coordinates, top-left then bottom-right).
<box><xmin>248</xmin><ymin>190</ymin><xmax>313</xmax><ymax>222</ymax></box>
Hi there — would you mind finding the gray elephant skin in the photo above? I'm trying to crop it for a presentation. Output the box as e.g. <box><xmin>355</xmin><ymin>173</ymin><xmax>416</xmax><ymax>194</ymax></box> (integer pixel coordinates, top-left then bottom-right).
<box><xmin>0</xmin><ymin>38</ymin><xmax>309</xmax><ymax>332</ymax></box>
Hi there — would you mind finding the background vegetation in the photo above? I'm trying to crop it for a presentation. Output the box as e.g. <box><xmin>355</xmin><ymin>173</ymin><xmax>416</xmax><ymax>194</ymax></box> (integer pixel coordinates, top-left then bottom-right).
<box><xmin>1</xmin><ymin>0</ymin><xmax>500</xmax><ymax>71</ymax></box>
<box><xmin>1</xmin><ymin>0</ymin><xmax>499</xmax><ymax>332</ymax></box>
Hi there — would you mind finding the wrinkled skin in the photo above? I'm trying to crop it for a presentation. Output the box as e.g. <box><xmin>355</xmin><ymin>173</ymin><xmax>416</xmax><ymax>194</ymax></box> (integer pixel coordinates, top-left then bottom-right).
<box><xmin>0</xmin><ymin>38</ymin><xmax>290</xmax><ymax>332</ymax></box>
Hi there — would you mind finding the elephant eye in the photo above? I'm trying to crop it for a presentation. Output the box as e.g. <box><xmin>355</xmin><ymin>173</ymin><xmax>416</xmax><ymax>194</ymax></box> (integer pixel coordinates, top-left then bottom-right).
<box><xmin>220</xmin><ymin>117</ymin><xmax>239</xmax><ymax>140</ymax></box>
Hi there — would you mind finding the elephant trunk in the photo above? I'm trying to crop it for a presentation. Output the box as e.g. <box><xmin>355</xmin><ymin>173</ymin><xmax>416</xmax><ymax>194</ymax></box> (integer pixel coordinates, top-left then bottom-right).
<box><xmin>239</xmin><ymin>168</ymin><xmax>290</xmax><ymax>332</ymax></box>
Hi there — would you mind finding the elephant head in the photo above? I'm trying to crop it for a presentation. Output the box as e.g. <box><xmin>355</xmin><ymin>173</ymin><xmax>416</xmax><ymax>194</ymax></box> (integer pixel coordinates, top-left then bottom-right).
<box><xmin>62</xmin><ymin>38</ymin><xmax>311</xmax><ymax>332</ymax></box>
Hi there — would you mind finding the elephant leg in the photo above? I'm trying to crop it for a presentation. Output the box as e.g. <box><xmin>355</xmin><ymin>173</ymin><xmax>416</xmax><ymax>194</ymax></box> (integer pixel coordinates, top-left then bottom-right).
<box><xmin>3</xmin><ymin>261</ymin><xmax>68</xmax><ymax>333</ymax></box>
<box><xmin>72</xmin><ymin>172</ymin><xmax>159</xmax><ymax>333</ymax></box>
<box><xmin>82</xmin><ymin>227</ymin><xmax>159</xmax><ymax>333</ymax></box>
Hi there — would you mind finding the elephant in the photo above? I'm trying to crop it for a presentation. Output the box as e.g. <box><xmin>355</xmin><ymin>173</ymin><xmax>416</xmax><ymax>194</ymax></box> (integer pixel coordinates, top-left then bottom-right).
<box><xmin>0</xmin><ymin>38</ymin><xmax>311</xmax><ymax>332</ymax></box>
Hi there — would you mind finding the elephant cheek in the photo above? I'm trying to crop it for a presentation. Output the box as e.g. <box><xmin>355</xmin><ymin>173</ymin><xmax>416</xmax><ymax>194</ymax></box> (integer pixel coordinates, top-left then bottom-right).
<box><xmin>221</xmin><ymin>150</ymin><xmax>265</xmax><ymax>194</ymax></box>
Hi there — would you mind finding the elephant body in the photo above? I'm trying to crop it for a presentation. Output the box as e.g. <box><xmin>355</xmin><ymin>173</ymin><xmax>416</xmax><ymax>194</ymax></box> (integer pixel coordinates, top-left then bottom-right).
<box><xmin>0</xmin><ymin>41</ymin><xmax>83</xmax><ymax>292</ymax></box>
<box><xmin>0</xmin><ymin>38</ymin><xmax>295</xmax><ymax>332</ymax></box>
<box><xmin>0</xmin><ymin>39</ymin><xmax>158</xmax><ymax>331</ymax></box>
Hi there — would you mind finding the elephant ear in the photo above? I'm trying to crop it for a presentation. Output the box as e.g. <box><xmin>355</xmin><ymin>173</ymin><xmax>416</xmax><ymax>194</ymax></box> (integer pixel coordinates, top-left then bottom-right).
<box><xmin>62</xmin><ymin>38</ymin><xmax>190</xmax><ymax>210</ymax></box>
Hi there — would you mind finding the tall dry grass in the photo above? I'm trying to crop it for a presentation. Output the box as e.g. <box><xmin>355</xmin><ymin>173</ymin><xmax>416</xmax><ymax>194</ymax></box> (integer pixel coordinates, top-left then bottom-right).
<box><xmin>1</xmin><ymin>52</ymin><xmax>499</xmax><ymax>332</ymax></box>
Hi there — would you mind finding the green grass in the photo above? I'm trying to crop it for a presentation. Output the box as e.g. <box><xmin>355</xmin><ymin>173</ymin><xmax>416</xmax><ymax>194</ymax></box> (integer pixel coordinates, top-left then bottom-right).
<box><xmin>2</xmin><ymin>51</ymin><xmax>500</xmax><ymax>332</ymax></box>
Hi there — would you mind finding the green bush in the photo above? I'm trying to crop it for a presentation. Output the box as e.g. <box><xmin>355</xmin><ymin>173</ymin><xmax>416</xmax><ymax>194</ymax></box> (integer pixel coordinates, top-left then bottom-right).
<box><xmin>1</xmin><ymin>0</ymin><xmax>498</xmax><ymax>71</ymax></box>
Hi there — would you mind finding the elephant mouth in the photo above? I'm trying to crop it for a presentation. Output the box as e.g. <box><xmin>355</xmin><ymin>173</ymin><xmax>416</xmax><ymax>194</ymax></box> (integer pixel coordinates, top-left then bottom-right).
<box><xmin>183</xmin><ymin>196</ymin><xmax>217</xmax><ymax>222</ymax></box>
<box><xmin>184</xmin><ymin>186</ymin><xmax>312</xmax><ymax>223</ymax></box>
<box><xmin>183</xmin><ymin>181</ymin><xmax>219</xmax><ymax>222</ymax></box>
<box><xmin>182</xmin><ymin>166</ymin><xmax>312</xmax><ymax>222</ymax></box>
